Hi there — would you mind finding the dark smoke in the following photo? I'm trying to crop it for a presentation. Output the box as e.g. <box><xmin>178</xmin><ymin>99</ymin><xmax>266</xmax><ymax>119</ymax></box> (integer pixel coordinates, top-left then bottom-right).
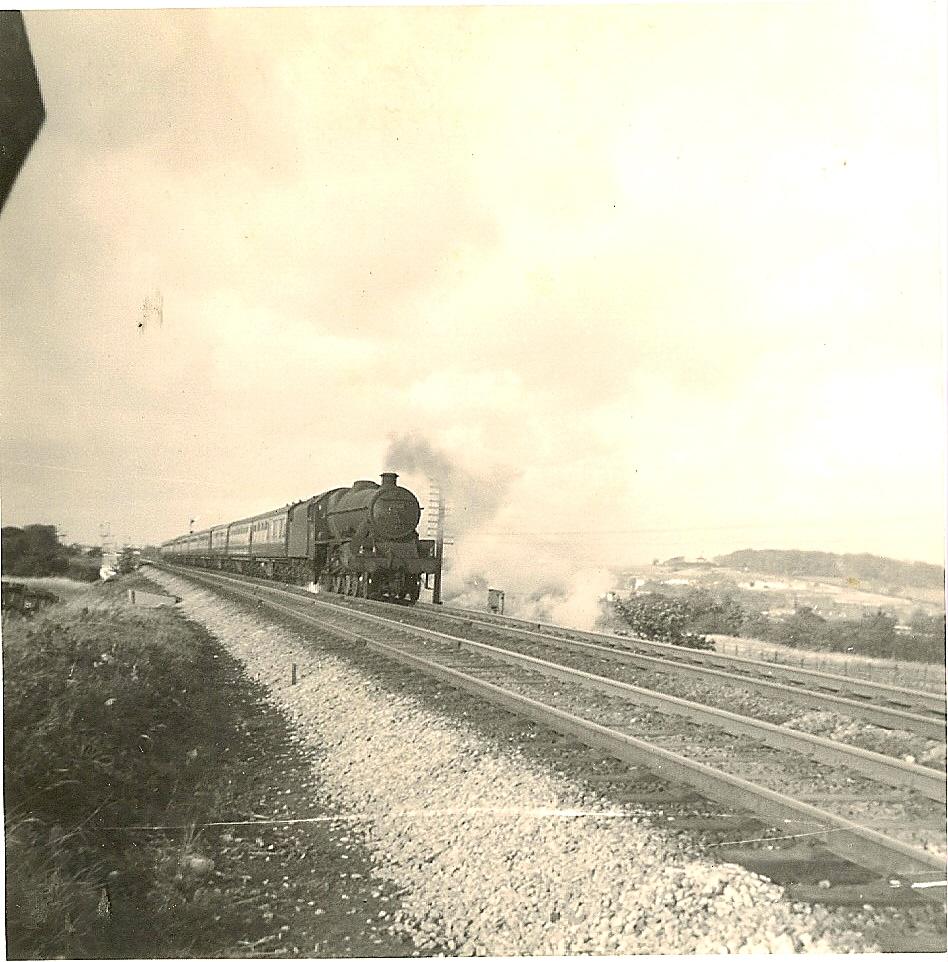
<box><xmin>384</xmin><ymin>433</ymin><xmax>516</xmax><ymax>536</ymax></box>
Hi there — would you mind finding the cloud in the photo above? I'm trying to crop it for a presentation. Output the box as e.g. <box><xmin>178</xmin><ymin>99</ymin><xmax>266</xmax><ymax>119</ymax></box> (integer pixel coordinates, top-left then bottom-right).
<box><xmin>1</xmin><ymin>3</ymin><xmax>943</xmax><ymax>573</ymax></box>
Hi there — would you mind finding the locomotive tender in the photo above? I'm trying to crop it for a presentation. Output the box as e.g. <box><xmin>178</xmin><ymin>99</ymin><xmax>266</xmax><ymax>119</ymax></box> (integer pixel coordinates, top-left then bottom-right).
<box><xmin>160</xmin><ymin>472</ymin><xmax>439</xmax><ymax>602</ymax></box>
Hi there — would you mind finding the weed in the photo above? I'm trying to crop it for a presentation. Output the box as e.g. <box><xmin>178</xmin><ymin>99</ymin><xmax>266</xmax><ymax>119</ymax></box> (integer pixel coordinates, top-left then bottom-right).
<box><xmin>3</xmin><ymin>581</ymin><xmax>245</xmax><ymax>958</ymax></box>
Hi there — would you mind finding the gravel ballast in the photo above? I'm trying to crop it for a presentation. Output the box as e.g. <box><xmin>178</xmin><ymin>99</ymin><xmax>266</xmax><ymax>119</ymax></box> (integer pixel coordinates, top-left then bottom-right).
<box><xmin>145</xmin><ymin>570</ymin><xmax>879</xmax><ymax>955</ymax></box>
<box><xmin>382</xmin><ymin>610</ymin><xmax>944</xmax><ymax>765</ymax></box>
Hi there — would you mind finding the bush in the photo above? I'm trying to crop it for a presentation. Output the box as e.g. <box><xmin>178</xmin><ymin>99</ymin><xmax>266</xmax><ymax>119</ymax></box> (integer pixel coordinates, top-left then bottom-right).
<box><xmin>67</xmin><ymin>556</ymin><xmax>101</xmax><ymax>582</ymax></box>
<box><xmin>613</xmin><ymin>595</ymin><xmax>715</xmax><ymax>650</ymax></box>
<box><xmin>682</xmin><ymin>587</ymin><xmax>745</xmax><ymax>635</ymax></box>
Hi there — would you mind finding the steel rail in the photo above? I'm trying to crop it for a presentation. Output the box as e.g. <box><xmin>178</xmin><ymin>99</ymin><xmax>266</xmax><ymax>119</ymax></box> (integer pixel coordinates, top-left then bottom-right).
<box><xmin>309</xmin><ymin>599</ymin><xmax>946</xmax><ymax>803</ymax></box>
<box><xmin>161</xmin><ymin>566</ymin><xmax>947</xmax><ymax>895</ymax></box>
<box><xmin>444</xmin><ymin>617</ymin><xmax>947</xmax><ymax>741</ymax></box>
<box><xmin>357</xmin><ymin>637</ymin><xmax>944</xmax><ymax>882</ymax></box>
<box><xmin>160</xmin><ymin>562</ymin><xmax>944</xmax><ymax>712</ymax></box>
<box><xmin>161</xmin><ymin>563</ymin><xmax>945</xmax><ymax>739</ymax></box>
<box><xmin>417</xmin><ymin>602</ymin><xmax>947</xmax><ymax>716</ymax></box>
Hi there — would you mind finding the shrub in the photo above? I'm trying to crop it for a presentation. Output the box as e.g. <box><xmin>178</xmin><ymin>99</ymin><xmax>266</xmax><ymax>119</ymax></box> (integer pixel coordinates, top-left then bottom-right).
<box><xmin>682</xmin><ymin>587</ymin><xmax>746</xmax><ymax>635</ymax></box>
<box><xmin>66</xmin><ymin>556</ymin><xmax>101</xmax><ymax>582</ymax></box>
<box><xmin>613</xmin><ymin>595</ymin><xmax>715</xmax><ymax>650</ymax></box>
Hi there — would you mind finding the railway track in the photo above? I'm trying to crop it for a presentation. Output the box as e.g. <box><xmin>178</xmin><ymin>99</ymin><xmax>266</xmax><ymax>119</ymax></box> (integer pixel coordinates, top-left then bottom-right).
<box><xmin>411</xmin><ymin>602</ymin><xmax>947</xmax><ymax>725</ymax></box>
<box><xmin>158</xmin><ymin>564</ymin><xmax>946</xmax><ymax>905</ymax></box>
<box><xmin>163</xmin><ymin>564</ymin><xmax>945</xmax><ymax>737</ymax></box>
<box><xmin>413</xmin><ymin>609</ymin><xmax>946</xmax><ymax>740</ymax></box>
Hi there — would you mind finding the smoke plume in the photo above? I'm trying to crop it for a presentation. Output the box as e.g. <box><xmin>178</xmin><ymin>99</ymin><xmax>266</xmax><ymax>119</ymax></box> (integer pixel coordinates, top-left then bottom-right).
<box><xmin>384</xmin><ymin>433</ymin><xmax>514</xmax><ymax>537</ymax></box>
<box><xmin>385</xmin><ymin>433</ymin><xmax>619</xmax><ymax>630</ymax></box>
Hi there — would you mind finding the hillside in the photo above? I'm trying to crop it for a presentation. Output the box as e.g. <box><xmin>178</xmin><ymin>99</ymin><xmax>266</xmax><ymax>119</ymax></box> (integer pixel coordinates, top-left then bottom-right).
<box><xmin>713</xmin><ymin>550</ymin><xmax>944</xmax><ymax>592</ymax></box>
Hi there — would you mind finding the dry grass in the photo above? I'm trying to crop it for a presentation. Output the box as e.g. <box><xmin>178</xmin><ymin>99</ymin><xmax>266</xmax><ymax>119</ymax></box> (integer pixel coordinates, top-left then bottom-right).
<box><xmin>709</xmin><ymin>633</ymin><xmax>946</xmax><ymax>692</ymax></box>
<box><xmin>2</xmin><ymin>575</ymin><xmax>100</xmax><ymax>601</ymax></box>
<box><xmin>2</xmin><ymin>576</ymin><xmax>242</xmax><ymax>958</ymax></box>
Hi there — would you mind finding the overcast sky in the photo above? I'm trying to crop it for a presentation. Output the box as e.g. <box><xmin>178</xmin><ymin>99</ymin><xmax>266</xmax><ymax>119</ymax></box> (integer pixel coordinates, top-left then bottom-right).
<box><xmin>2</xmin><ymin>2</ymin><xmax>945</xmax><ymax>573</ymax></box>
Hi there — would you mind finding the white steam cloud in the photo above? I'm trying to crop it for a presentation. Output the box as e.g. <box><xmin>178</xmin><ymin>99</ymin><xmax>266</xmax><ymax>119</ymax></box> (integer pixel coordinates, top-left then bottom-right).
<box><xmin>385</xmin><ymin>433</ymin><xmax>620</xmax><ymax>630</ymax></box>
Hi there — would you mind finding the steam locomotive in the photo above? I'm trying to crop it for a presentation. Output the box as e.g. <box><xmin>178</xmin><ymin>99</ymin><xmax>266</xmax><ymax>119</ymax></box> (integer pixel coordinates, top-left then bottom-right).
<box><xmin>160</xmin><ymin>473</ymin><xmax>439</xmax><ymax>602</ymax></box>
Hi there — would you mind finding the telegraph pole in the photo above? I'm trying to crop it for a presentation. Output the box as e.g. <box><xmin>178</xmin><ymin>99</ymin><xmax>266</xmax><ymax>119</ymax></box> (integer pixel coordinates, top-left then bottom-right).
<box><xmin>426</xmin><ymin>480</ymin><xmax>446</xmax><ymax>605</ymax></box>
<box><xmin>433</xmin><ymin>487</ymin><xmax>445</xmax><ymax>605</ymax></box>
<box><xmin>99</xmin><ymin>522</ymin><xmax>117</xmax><ymax>576</ymax></box>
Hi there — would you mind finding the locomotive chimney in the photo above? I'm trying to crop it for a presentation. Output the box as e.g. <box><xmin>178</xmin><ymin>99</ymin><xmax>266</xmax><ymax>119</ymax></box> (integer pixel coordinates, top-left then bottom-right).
<box><xmin>380</xmin><ymin>472</ymin><xmax>398</xmax><ymax>488</ymax></box>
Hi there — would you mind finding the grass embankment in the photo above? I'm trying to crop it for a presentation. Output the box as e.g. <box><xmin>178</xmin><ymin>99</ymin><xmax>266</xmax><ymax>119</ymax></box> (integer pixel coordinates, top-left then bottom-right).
<box><xmin>3</xmin><ymin>578</ymin><xmax>296</xmax><ymax>958</ymax></box>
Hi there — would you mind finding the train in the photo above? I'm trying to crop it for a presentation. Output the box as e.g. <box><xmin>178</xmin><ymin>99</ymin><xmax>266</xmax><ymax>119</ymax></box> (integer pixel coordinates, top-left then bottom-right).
<box><xmin>160</xmin><ymin>472</ymin><xmax>439</xmax><ymax>603</ymax></box>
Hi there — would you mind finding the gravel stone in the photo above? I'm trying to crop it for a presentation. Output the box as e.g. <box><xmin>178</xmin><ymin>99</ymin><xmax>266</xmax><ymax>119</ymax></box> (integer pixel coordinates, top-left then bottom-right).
<box><xmin>146</xmin><ymin>570</ymin><xmax>876</xmax><ymax>955</ymax></box>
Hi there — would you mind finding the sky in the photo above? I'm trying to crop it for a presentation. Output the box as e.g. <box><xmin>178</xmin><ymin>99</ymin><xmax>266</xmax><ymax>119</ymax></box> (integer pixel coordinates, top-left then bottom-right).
<box><xmin>1</xmin><ymin>2</ymin><xmax>946</xmax><ymax>585</ymax></box>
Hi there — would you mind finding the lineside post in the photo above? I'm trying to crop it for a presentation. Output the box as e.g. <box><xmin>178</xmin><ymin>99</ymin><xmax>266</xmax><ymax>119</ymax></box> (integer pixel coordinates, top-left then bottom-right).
<box><xmin>433</xmin><ymin>486</ymin><xmax>444</xmax><ymax>605</ymax></box>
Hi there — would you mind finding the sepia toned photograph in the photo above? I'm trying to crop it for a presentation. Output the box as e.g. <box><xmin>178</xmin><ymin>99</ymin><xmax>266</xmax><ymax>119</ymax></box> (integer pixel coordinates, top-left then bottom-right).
<box><xmin>1</xmin><ymin>1</ymin><xmax>946</xmax><ymax>957</ymax></box>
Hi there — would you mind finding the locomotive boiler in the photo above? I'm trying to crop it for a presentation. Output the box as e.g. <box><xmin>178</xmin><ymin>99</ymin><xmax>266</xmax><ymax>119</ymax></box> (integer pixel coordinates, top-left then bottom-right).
<box><xmin>160</xmin><ymin>472</ymin><xmax>439</xmax><ymax>602</ymax></box>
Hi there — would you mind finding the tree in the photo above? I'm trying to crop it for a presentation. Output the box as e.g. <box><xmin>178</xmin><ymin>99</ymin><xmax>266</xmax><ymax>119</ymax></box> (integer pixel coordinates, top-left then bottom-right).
<box><xmin>1</xmin><ymin>525</ymin><xmax>69</xmax><ymax>577</ymax></box>
<box><xmin>783</xmin><ymin>606</ymin><xmax>829</xmax><ymax>648</ymax></box>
